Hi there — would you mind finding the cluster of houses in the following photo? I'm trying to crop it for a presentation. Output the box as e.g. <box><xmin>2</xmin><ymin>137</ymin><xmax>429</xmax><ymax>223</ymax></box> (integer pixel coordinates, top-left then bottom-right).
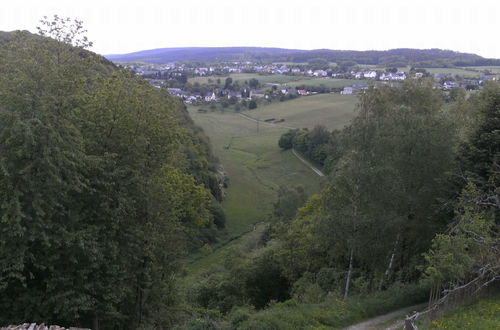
<box><xmin>166</xmin><ymin>85</ymin><xmax>313</xmax><ymax>104</ymax></box>
<box><xmin>125</xmin><ymin>61</ymin><xmax>499</xmax><ymax>104</ymax></box>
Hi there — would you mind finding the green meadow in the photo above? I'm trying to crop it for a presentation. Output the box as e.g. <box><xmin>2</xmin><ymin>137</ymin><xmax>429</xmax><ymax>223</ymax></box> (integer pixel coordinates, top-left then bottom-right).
<box><xmin>188</xmin><ymin>73</ymin><xmax>306</xmax><ymax>86</ymax></box>
<box><xmin>287</xmin><ymin>78</ymin><xmax>360</xmax><ymax>89</ymax></box>
<box><xmin>251</xmin><ymin>94</ymin><xmax>358</xmax><ymax>130</ymax></box>
<box><xmin>184</xmin><ymin>94</ymin><xmax>357</xmax><ymax>274</ymax></box>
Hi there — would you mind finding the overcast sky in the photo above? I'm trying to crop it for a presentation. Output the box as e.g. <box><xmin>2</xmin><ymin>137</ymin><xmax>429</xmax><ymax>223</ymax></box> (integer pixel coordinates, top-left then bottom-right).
<box><xmin>2</xmin><ymin>0</ymin><xmax>500</xmax><ymax>58</ymax></box>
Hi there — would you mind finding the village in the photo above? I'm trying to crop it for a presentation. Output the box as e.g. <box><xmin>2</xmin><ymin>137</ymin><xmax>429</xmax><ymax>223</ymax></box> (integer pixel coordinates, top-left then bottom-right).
<box><xmin>121</xmin><ymin>61</ymin><xmax>497</xmax><ymax>106</ymax></box>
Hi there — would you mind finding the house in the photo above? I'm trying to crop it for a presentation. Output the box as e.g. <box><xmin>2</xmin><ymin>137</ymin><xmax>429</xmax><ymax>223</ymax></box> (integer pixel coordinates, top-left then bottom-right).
<box><xmin>380</xmin><ymin>72</ymin><xmax>406</xmax><ymax>81</ymax></box>
<box><xmin>342</xmin><ymin>84</ymin><xmax>369</xmax><ymax>95</ymax></box>
<box><xmin>313</xmin><ymin>70</ymin><xmax>328</xmax><ymax>77</ymax></box>
<box><xmin>443</xmin><ymin>81</ymin><xmax>459</xmax><ymax>90</ymax></box>
<box><xmin>352</xmin><ymin>83</ymin><xmax>369</xmax><ymax>92</ymax></box>
<box><xmin>204</xmin><ymin>92</ymin><xmax>217</xmax><ymax>102</ymax></box>
<box><xmin>167</xmin><ymin>88</ymin><xmax>183</xmax><ymax>96</ymax></box>
<box><xmin>185</xmin><ymin>95</ymin><xmax>198</xmax><ymax>103</ymax></box>
<box><xmin>341</xmin><ymin>87</ymin><xmax>353</xmax><ymax>95</ymax></box>
<box><xmin>227</xmin><ymin>91</ymin><xmax>242</xmax><ymax>99</ymax></box>
<box><xmin>363</xmin><ymin>71</ymin><xmax>377</xmax><ymax>79</ymax></box>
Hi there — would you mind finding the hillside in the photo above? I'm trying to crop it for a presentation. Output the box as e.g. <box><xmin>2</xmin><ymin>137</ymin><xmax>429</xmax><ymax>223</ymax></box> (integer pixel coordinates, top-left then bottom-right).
<box><xmin>105</xmin><ymin>46</ymin><xmax>500</xmax><ymax>67</ymax></box>
<box><xmin>0</xmin><ymin>28</ymin><xmax>226</xmax><ymax>328</ymax></box>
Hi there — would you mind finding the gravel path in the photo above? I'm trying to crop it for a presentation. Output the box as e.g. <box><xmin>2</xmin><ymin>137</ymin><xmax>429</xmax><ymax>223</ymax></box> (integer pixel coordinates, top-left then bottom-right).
<box><xmin>292</xmin><ymin>149</ymin><xmax>325</xmax><ymax>177</ymax></box>
<box><xmin>342</xmin><ymin>304</ymin><xmax>425</xmax><ymax>330</ymax></box>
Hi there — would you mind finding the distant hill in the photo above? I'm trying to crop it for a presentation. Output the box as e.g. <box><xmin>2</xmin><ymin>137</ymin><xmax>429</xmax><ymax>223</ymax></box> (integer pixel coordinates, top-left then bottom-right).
<box><xmin>105</xmin><ymin>47</ymin><xmax>306</xmax><ymax>63</ymax></box>
<box><xmin>105</xmin><ymin>46</ymin><xmax>500</xmax><ymax>67</ymax></box>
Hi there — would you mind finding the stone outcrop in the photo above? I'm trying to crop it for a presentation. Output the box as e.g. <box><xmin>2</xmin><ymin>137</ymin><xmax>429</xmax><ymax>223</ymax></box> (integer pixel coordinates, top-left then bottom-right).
<box><xmin>1</xmin><ymin>324</ymin><xmax>90</xmax><ymax>330</ymax></box>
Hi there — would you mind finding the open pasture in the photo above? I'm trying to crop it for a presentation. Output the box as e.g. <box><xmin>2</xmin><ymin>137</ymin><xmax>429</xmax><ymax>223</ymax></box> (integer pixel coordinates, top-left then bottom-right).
<box><xmin>252</xmin><ymin>93</ymin><xmax>358</xmax><ymax>130</ymax></box>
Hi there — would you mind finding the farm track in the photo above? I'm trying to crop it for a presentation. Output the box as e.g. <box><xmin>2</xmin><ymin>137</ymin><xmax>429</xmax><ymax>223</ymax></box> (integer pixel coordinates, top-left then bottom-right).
<box><xmin>292</xmin><ymin>149</ymin><xmax>325</xmax><ymax>177</ymax></box>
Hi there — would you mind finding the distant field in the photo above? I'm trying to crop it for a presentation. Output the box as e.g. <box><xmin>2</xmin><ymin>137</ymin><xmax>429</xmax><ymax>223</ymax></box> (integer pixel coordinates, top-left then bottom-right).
<box><xmin>182</xmin><ymin>91</ymin><xmax>358</xmax><ymax>279</ymax></box>
<box><xmin>288</xmin><ymin>78</ymin><xmax>360</xmax><ymax>88</ymax></box>
<box><xmin>188</xmin><ymin>73</ymin><xmax>307</xmax><ymax>86</ymax></box>
<box><xmin>465</xmin><ymin>66</ymin><xmax>500</xmax><ymax>77</ymax></box>
<box><xmin>188</xmin><ymin>109</ymin><xmax>320</xmax><ymax>237</ymax></box>
<box><xmin>184</xmin><ymin>94</ymin><xmax>357</xmax><ymax>275</ymax></box>
<box><xmin>230</xmin><ymin>73</ymin><xmax>306</xmax><ymax>84</ymax></box>
<box><xmin>397</xmin><ymin>67</ymin><xmax>481</xmax><ymax>78</ymax></box>
<box><xmin>187</xmin><ymin>94</ymin><xmax>356</xmax><ymax>233</ymax></box>
<box><xmin>251</xmin><ymin>93</ymin><xmax>358</xmax><ymax>130</ymax></box>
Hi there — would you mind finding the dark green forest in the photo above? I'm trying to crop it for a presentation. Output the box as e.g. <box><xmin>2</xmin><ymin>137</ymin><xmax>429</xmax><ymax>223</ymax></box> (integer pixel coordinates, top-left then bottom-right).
<box><xmin>0</xmin><ymin>18</ymin><xmax>499</xmax><ymax>330</ymax></box>
<box><xmin>0</xmin><ymin>20</ymin><xmax>226</xmax><ymax>329</ymax></box>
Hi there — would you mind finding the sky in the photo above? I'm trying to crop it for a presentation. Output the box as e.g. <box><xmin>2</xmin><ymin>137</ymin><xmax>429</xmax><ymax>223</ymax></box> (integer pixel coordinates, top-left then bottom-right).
<box><xmin>2</xmin><ymin>0</ymin><xmax>500</xmax><ymax>58</ymax></box>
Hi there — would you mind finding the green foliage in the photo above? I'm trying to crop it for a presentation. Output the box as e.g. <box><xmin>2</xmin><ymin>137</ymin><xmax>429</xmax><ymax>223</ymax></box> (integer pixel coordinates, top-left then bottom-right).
<box><xmin>419</xmin><ymin>290</ymin><xmax>500</xmax><ymax>329</ymax></box>
<box><xmin>459</xmin><ymin>82</ymin><xmax>500</xmax><ymax>189</ymax></box>
<box><xmin>423</xmin><ymin>184</ymin><xmax>498</xmax><ymax>285</ymax></box>
<box><xmin>276</xmin><ymin>79</ymin><xmax>458</xmax><ymax>297</ymax></box>
<box><xmin>0</xmin><ymin>23</ymin><xmax>223</xmax><ymax>328</ymax></box>
<box><xmin>187</xmin><ymin>242</ymin><xmax>290</xmax><ymax>313</ymax></box>
<box><xmin>248</xmin><ymin>100</ymin><xmax>257</xmax><ymax>109</ymax></box>
<box><xmin>272</xmin><ymin>185</ymin><xmax>307</xmax><ymax>222</ymax></box>
<box><xmin>278</xmin><ymin>126</ymin><xmax>343</xmax><ymax>171</ymax></box>
<box><xmin>236</xmin><ymin>283</ymin><xmax>428</xmax><ymax>329</ymax></box>
<box><xmin>277</xmin><ymin>129</ymin><xmax>297</xmax><ymax>150</ymax></box>
<box><xmin>423</xmin><ymin>84</ymin><xmax>500</xmax><ymax>292</ymax></box>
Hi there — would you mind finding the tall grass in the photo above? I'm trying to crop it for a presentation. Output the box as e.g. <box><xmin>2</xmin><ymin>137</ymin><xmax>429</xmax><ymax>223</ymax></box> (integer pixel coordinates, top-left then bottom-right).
<box><xmin>234</xmin><ymin>283</ymin><xmax>429</xmax><ymax>329</ymax></box>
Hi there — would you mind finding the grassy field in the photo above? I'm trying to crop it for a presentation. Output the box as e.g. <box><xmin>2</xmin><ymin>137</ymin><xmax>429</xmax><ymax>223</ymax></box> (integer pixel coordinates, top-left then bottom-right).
<box><xmin>418</xmin><ymin>291</ymin><xmax>500</xmax><ymax>329</ymax></box>
<box><xmin>397</xmin><ymin>67</ymin><xmax>482</xmax><ymax>78</ymax></box>
<box><xmin>188</xmin><ymin>73</ymin><xmax>307</xmax><ymax>86</ymax></box>
<box><xmin>188</xmin><ymin>108</ymin><xmax>322</xmax><ymax>237</ymax></box>
<box><xmin>250</xmin><ymin>94</ymin><xmax>358</xmax><ymax>130</ymax></box>
<box><xmin>288</xmin><ymin>78</ymin><xmax>360</xmax><ymax>88</ymax></box>
<box><xmin>183</xmin><ymin>94</ymin><xmax>357</xmax><ymax>275</ymax></box>
<box><xmin>189</xmin><ymin>94</ymin><xmax>358</xmax><ymax>234</ymax></box>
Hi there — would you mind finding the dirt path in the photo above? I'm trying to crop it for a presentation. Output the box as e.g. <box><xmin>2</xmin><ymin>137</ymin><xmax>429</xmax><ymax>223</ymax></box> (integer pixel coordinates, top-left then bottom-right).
<box><xmin>342</xmin><ymin>304</ymin><xmax>425</xmax><ymax>330</ymax></box>
<box><xmin>236</xmin><ymin>112</ymin><xmax>325</xmax><ymax>177</ymax></box>
<box><xmin>292</xmin><ymin>149</ymin><xmax>325</xmax><ymax>177</ymax></box>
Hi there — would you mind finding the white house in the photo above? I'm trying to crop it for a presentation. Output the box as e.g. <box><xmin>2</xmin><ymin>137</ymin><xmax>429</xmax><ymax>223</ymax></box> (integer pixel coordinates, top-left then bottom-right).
<box><xmin>341</xmin><ymin>87</ymin><xmax>353</xmax><ymax>95</ymax></box>
<box><xmin>363</xmin><ymin>71</ymin><xmax>377</xmax><ymax>79</ymax></box>
<box><xmin>204</xmin><ymin>92</ymin><xmax>217</xmax><ymax>102</ymax></box>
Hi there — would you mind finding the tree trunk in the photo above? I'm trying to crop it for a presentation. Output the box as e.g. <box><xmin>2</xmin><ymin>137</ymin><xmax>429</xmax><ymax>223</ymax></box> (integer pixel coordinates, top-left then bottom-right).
<box><xmin>379</xmin><ymin>232</ymin><xmax>400</xmax><ymax>290</ymax></box>
<box><xmin>93</xmin><ymin>314</ymin><xmax>99</xmax><ymax>330</ymax></box>
<box><xmin>344</xmin><ymin>248</ymin><xmax>354</xmax><ymax>299</ymax></box>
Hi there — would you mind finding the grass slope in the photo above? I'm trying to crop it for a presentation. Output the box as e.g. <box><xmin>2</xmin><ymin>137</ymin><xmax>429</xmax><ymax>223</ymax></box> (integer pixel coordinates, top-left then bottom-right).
<box><xmin>251</xmin><ymin>94</ymin><xmax>358</xmax><ymax>130</ymax></box>
<box><xmin>184</xmin><ymin>94</ymin><xmax>357</xmax><ymax>275</ymax></box>
<box><xmin>419</xmin><ymin>290</ymin><xmax>500</xmax><ymax>329</ymax></box>
<box><xmin>234</xmin><ymin>283</ymin><xmax>428</xmax><ymax>329</ymax></box>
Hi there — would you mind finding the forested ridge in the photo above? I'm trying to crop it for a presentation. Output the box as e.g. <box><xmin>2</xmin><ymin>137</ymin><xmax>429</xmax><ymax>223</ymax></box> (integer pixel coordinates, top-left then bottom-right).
<box><xmin>0</xmin><ymin>22</ymin><xmax>226</xmax><ymax>329</ymax></box>
<box><xmin>106</xmin><ymin>46</ymin><xmax>500</xmax><ymax>67</ymax></box>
